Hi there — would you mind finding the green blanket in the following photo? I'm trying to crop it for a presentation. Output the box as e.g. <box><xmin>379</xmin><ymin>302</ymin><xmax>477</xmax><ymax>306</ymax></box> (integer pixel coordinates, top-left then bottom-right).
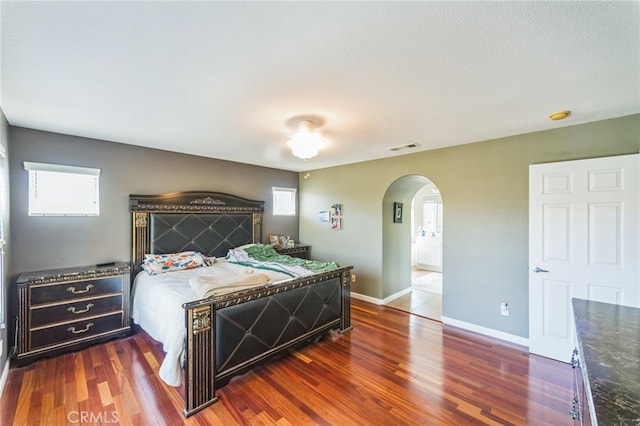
<box><xmin>243</xmin><ymin>244</ymin><xmax>339</xmax><ymax>274</ymax></box>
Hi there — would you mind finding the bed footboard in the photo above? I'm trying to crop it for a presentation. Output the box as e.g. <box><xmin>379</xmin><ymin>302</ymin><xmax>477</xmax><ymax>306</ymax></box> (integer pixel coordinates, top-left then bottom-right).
<box><xmin>182</xmin><ymin>267</ymin><xmax>352</xmax><ymax>417</ymax></box>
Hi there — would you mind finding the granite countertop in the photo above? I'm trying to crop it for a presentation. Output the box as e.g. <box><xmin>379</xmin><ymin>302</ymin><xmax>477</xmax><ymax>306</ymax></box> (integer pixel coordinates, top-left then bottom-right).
<box><xmin>572</xmin><ymin>298</ymin><xmax>640</xmax><ymax>425</ymax></box>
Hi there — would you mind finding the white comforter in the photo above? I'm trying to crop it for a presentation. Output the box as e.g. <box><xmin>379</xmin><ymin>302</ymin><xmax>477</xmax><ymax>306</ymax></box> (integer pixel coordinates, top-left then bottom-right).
<box><xmin>131</xmin><ymin>259</ymin><xmax>291</xmax><ymax>386</ymax></box>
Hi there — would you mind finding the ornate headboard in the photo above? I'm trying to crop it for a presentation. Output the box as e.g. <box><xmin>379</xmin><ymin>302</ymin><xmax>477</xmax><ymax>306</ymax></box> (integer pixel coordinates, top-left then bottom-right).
<box><xmin>130</xmin><ymin>191</ymin><xmax>264</xmax><ymax>276</ymax></box>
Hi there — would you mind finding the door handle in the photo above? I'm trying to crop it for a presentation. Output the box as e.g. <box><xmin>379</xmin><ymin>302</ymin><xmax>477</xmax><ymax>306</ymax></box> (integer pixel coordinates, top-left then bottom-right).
<box><xmin>533</xmin><ymin>267</ymin><xmax>549</xmax><ymax>273</ymax></box>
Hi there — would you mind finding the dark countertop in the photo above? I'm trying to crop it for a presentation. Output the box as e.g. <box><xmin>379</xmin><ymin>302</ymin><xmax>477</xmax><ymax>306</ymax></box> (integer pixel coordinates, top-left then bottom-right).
<box><xmin>572</xmin><ymin>298</ymin><xmax>640</xmax><ymax>425</ymax></box>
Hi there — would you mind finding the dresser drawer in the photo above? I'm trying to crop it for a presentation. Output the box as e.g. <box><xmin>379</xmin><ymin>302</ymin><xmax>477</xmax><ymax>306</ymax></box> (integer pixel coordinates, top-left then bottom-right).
<box><xmin>30</xmin><ymin>294</ymin><xmax>124</xmax><ymax>328</ymax></box>
<box><xmin>275</xmin><ymin>245</ymin><xmax>310</xmax><ymax>259</ymax></box>
<box><xmin>17</xmin><ymin>263</ymin><xmax>131</xmax><ymax>366</ymax></box>
<box><xmin>30</xmin><ymin>312</ymin><xmax>124</xmax><ymax>350</ymax></box>
<box><xmin>30</xmin><ymin>276</ymin><xmax>123</xmax><ymax>305</ymax></box>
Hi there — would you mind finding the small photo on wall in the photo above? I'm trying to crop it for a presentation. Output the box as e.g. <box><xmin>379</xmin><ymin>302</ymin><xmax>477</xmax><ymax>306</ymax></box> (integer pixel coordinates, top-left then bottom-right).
<box><xmin>393</xmin><ymin>202</ymin><xmax>403</xmax><ymax>223</ymax></box>
<box><xmin>319</xmin><ymin>210</ymin><xmax>330</xmax><ymax>222</ymax></box>
<box><xmin>331</xmin><ymin>217</ymin><xmax>342</xmax><ymax>230</ymax></box>
<box><xmin>330</xmin><ymin>203</ymin><xmax>342</xmax><ymax>217</ymax></box>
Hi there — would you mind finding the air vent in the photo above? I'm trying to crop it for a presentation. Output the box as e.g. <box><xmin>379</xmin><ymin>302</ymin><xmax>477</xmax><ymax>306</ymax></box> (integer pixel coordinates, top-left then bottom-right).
<box><xmin>388</xmin><ymin>143</ymin><xmax>421</xmax><ymax>152</ymax></box>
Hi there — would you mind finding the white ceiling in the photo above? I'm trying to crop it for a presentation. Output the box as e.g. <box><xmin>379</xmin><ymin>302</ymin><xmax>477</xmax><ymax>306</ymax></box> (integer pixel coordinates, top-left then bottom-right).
<box><xmin>1</xmin><ymin>1</ymin><xmax>638</xmax><ymax>172</ymax></box>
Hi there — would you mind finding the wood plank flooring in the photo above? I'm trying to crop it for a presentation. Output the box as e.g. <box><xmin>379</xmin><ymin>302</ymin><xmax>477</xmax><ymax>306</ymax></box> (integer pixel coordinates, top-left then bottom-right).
<box><xmin>1</xmin><ymin>299</ymin><xmax>574</xmax><ymax>425</ymax></box>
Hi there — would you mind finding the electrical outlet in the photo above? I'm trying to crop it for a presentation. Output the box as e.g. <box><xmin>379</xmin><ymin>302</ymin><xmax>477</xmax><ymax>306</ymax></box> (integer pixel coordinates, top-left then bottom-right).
<box><xmin>351</xmin><ymin>274</ymin><xmax>356</xmax><ymax>283</ymax></box>
<box><xmin>500</xmin><ymin>302</ymin><xmax>510</xmax><ymax>316</ymax></box>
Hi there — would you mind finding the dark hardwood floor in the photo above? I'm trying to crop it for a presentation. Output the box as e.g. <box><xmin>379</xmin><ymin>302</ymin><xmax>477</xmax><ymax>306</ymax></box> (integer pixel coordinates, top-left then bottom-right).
<box><xmin>1</xmin><ymin>299</ymin><xmax>574</xmax><ymax>425</ymax></box>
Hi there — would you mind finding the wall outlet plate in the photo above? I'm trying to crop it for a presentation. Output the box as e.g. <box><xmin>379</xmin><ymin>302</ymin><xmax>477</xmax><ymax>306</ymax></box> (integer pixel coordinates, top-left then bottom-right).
<box><xmin>500</xmin><ymin>302</ymin><xmax>510</xmax><ymax>316</ymax></box>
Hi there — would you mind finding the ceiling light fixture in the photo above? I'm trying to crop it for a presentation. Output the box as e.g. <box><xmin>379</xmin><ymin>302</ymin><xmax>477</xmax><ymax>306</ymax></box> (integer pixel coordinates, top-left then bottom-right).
<box><xmin>286</xmin><ymin>118</ymin><xmax>326</xmax><ymax>160</ymax></box>
<box><xmin>549</xmin><ymin>110</ymin><xmax>571</xmax><ymax>121</ymax></box>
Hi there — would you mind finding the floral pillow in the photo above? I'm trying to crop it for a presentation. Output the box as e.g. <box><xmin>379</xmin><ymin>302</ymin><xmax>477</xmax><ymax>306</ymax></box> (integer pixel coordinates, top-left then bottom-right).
<box><xmin>142</xmin><ymin>251</ymin><xmax>208</xmax><ymax>275</ymax></box>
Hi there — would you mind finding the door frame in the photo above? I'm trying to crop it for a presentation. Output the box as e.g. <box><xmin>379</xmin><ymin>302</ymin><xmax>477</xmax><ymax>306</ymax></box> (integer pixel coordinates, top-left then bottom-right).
<box><xmin>528</xmin><ymin>153</ymin><xmax>639</xmax><ymax>361</ymax></box>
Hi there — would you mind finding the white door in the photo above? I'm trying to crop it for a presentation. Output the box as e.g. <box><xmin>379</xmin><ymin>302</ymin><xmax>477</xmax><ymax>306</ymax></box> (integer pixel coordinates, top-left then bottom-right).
<box><xmin>529</xmin><ymin>153</ymin><xmax>639</xmax><ymax>362</ymax></box>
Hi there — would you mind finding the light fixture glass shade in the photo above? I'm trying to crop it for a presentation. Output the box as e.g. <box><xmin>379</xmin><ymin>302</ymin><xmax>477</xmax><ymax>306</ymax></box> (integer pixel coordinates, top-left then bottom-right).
<box><xmin>286</xmin><ymin>121</ymin><xmax>325</xmax><ymax>160</ymax></box>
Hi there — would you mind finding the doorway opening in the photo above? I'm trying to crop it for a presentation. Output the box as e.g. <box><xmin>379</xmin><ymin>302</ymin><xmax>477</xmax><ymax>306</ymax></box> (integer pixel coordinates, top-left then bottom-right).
<box><xmin>384</xmin><ymin>178</ymin><xmax>443</xmax><ymax>321</ymax></box>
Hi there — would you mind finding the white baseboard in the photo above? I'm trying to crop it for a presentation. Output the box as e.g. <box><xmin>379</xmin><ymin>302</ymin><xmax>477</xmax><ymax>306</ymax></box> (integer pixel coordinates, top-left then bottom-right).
<box><xmin>441</xmin><ymin>315</ymin><xmax>529</xmax><ymax>348</ymax></box>
<box><xmin>352</xmin><ymin>287</ymin><xmax>412</xmax><ymax>306</ymax></box>
<box><xmin>351</xmin><ymin>292</ymin><xmax>384</xmax><ymax>305</ymax></box>
<box><xmin>383</xmin><ymin>287</ymin><xmax>412</xmax><ymax>304</ymax></box>
<box><xmin>0</xmin><ymin>357</ymin><xmax>9</xmax><ymax>400</ymax></box>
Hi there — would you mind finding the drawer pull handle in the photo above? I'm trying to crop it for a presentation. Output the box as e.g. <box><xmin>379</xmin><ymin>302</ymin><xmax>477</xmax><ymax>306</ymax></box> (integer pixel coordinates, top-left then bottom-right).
<box><xmin>571</xmin><ymin>348</ymin><xmax>580</xmax><ymax>368</ymax></box>
<box><xmin>67</xmin><ymin>303</ymin><xmax>94</xmax><ymax>314</ymax></box>
<box><xmin>67</xmin><ymin>284</ymin><xmax>94</xmax><ymax>294</ymax></box>
<box><xmin>570</xmin><ymin>395</ymin><xmax>581</xmax><ymax>420</ymax></box>
<box><xmin>67</xmin><ymin>323</ymin><xmax>94</xmax><ymax>334</ymax></box>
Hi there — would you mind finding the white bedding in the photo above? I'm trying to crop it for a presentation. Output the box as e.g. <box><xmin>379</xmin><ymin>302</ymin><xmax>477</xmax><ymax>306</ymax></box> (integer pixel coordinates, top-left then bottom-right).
<box><xmin>131</xmin><ymin>258</ymin><xmax>292</xmax><ymax>386</ymax></box>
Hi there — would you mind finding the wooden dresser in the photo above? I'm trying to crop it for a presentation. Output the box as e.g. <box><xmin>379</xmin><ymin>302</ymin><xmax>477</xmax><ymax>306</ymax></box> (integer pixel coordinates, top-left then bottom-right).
<box><xmin>17</xmin><ymin>262</ymin><xmax>131</xmax><ymax>366</ymax></box>
<box><xmin>274</xmin><ymin>244</ymin><xmax>310</xmax><ymax>259</ymax></box>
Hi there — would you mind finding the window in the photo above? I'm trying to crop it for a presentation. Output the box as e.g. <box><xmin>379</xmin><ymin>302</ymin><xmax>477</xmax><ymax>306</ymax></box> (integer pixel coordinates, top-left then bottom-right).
<box><xmin>272</xmin><ymin>187</ymin><xmax>297</xmax><ymax>216</ymax></box>
<box><xmin>24</xmin><ymin>162</ymin><xmax>100</xmax><ymax>216</ymax></box>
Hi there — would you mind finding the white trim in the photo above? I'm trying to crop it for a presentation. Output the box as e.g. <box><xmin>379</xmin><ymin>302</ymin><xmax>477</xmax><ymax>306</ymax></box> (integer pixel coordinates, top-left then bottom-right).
<box><xmin>351</xmin><ymin>292</ymin><xmax>384</xmax><ymax>305</ymax></box>
<box><xmin>272</xmin><ymin>186</ymin><xmax>297</xmax><ymax>193</ymax></box>
<box><xmin>441</xmin><ymin>316</ymin><xmax>529</xmax><ymax>347</ymax></box>
<box><xmin>24</xmin><ymin>161</ymin><xmax>100</xmax><ymax>176</ymax></box>
<box><xmin>272</xmin><ymin>186</ymin><xmax>297</xmax><ymax>216</ymax></box>
<box><xmin>352</xmin><ymin>287</ymin><xmax>413</xmax><ymax>305</ymax></box>
<box><xmin>0</xmin><ymin>357</ymin><xmax>9</xmax><ymax>399</ymax></box>
<box><xmin>25</xmin><ymin>162</ymin><xmax>101</xmax><ymax>216</ymax></box>
<box><xmin>384</xmin><ymin>287</ymin><xmax>412</xmax><ymax>304</ymax></box>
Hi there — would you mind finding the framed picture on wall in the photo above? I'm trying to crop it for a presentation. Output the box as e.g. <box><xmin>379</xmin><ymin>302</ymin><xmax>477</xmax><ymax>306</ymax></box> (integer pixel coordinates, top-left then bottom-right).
<box><xmin>269</xmin><ymin>234</ymin><xmax>280</xmax><ymax>247</ymax></box>
<box><xmin>393</xmin><ymin>202</ymin><xmax>403</xmax><ymax>223</ymax></box>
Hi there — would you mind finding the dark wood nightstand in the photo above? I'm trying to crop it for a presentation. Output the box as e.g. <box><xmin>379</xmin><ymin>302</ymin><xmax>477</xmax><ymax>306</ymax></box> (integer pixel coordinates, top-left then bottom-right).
<box><xmin>274</xmin><ymin>245</ymin><xmax>310</xmax><ymax>259</ymax></box>
<box><xmin>17</xmin><ymin>262</ymin><xmax>131</xmax><ymax>366</ymax></box>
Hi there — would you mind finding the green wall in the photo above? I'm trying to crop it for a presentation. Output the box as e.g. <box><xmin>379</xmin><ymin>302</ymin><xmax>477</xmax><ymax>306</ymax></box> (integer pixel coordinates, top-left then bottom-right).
<box><xmin>300</xmin><ymin>114</ymin><xmax>640</xmax><ymax>339</ymax></box>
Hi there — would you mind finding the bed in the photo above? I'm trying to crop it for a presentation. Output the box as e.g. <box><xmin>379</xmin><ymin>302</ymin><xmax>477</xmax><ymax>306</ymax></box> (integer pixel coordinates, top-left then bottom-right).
<box><xmin>129</xmin><ymin>191</ymin><xmax>353</xmax><ymax>417</ymax></box>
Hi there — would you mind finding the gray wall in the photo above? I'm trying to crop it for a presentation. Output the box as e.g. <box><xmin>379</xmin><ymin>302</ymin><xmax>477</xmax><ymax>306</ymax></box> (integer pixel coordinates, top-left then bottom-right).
<box><xmin>0</xmin><ymin>108</ymin><xmax>9</xmax><ymax>376</ymax></box>
<box><xmin>300</xmin><ymin>114</ymin><xmax>640</xmax><ymax>339</ymax></box>
<box><xmin>8</xmin><ymin>127</ymin><xmax>299</xmax><ymax>337</ymax></box>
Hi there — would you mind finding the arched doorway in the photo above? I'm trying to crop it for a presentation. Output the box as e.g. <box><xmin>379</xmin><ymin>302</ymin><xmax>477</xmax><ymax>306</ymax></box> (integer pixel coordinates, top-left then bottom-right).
<box><xmin>382</xmin><ymin>175</ymin><xmax>443</xmax><ymax>321</ymax></box>
<box><xmin>408</xmin><ymin>183</ymin><xmax>443</xmax><ymax>320</ymax></box>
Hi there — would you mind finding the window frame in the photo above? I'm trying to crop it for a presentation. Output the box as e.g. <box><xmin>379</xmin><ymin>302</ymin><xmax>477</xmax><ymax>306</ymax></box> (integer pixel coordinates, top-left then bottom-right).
<box><xmin>24</xmin><ymin>161</ymin><xmax>101</xmax><ymax>216</ymax></box>
<box><xmin>272</xmin><ymin>186</ymin><xmax>297</xmax><ymax>216</ymax></box>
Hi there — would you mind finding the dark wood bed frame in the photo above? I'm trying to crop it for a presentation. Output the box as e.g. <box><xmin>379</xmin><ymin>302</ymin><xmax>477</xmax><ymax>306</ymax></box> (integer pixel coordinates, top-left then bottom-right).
<box><xmin>130</xmin><ymin>191</ymin><xmax>353</xmax><ymax>417</ymax></box>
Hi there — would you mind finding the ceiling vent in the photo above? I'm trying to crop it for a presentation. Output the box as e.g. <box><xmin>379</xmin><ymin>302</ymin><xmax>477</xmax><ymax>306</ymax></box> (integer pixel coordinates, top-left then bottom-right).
<box><xmin>388</xmin><ymin>143</ymin><xmax>421</xmax><ymax>152</ymax></box>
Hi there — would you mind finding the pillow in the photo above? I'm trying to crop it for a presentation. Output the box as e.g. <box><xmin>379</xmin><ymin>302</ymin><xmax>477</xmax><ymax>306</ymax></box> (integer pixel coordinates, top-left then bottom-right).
<box><xmin>142</xmin><ymin>251</ymin><xmax>208</xmax><ymax>275</ymax></box>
